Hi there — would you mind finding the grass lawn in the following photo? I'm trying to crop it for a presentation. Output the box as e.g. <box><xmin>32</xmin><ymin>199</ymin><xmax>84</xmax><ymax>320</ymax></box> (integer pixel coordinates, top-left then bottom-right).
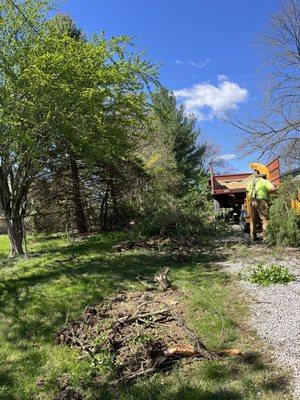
<box><xmin>0</xmin><ymin>234</ymin><xmax>11</xmax><ymax>258</ymax></box>
<box><xmin>0</xmin><ymin>232</ymin><xmax>292</xmax><ymax>400</ymax></box>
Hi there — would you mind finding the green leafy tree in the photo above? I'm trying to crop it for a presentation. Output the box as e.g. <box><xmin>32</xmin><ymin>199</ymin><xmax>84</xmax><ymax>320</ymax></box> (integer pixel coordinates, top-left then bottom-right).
<box><xmin>41</xmin><ymin>16</ymin><xmax>156</xmax><ymax>233</ymax></box>
<box><xmin>0</xmin><ymin>0</ymin><xmax>53</xmax><ymax>254</ymax></box>
<box><xmin>135</xmin><ymin>90</ymin><xmax>212</xmax><ymax>237</ymax></box>
<box><xmin>44</xmin><ymin>15</ymin><xmax>88</xmax><ymax>234</ymax></box>
<box><xmin>0</xmin><ymin>0</ymin><xmax>156</xmax><ymax>254</ymax></box>
<box><xmin>50</xmin><ymin>13</ymin><xmax>83</xmax><ymax>40</ymax></box>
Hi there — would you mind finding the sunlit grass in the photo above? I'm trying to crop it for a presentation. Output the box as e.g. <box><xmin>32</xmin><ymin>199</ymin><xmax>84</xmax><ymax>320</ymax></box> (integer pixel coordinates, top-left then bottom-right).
<box><xmin>0</xmin><ymin>232</ymin><xmax>292</xmax><ymax>399</ymax></box>
<box><xmin>0</xmin><ymin>234</ymin><xmax>10</xmax><ymax>258</ymax></box>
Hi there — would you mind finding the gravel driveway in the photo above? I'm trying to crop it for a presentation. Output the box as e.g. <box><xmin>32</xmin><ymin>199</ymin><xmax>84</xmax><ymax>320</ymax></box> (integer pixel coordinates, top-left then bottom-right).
<box><xmin>218</xmin><ymin>243</ymin><xmax>300</xmax><ymax>399</ymax></box>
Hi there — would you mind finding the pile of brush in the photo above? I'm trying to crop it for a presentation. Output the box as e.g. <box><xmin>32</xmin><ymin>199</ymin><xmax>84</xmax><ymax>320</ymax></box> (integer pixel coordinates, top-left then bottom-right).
<box><xmin>56</xmin><ymin>270</ymin><xmax>214</xmax><ymax>385</ymax></box>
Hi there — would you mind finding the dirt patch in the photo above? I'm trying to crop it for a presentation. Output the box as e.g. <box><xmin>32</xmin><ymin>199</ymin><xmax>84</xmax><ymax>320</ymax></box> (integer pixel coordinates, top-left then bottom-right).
<box><xmin>53</xmin><ymin>387</ymin><xmax>83</xmax><ymax>400</ymax></box>
<box><xmin>112</xmin><ymin>236</ymin><xmax>204</xmax><ymax>262</ymax></box>
<box><xmin>112</xmin><ymin>236</ymin><xmax>174</xmax><ymax>252</ymax></box>
<box><xmin>56</xmin><ymin>285</ymin><xmax>214</xmax><ymax>385</ymax></box>
<box><xmin>52</xmin><ymin>373</ymin><xmax>83</xmax><ymax>400</ymax></box>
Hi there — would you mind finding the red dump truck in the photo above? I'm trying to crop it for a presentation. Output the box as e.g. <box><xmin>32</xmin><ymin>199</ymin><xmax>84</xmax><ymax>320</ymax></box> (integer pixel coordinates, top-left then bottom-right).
<box><xmin>208</xmin><ymin>157</ymin><xmax>281</xmax><ymax>230</ymax></box>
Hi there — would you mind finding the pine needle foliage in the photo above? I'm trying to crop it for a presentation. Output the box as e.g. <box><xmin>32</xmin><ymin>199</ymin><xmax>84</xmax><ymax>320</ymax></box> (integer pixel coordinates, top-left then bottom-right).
<box><xmin>266</xmin><ymin>178</ymin><xmax>300</xmax><ymax>247</ymax></box>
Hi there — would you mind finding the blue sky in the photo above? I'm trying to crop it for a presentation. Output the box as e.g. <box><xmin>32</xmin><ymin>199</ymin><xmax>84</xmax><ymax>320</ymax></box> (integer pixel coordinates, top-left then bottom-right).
<box><xmin>60</xmin><ymin>0</ymin><xmax>280</xmax><ymax>172</ymax></box>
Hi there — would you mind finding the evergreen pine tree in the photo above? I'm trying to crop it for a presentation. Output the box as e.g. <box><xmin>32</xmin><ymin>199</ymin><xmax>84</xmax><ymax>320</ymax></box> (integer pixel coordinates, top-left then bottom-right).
<box><xmin>152</xmin><ymin>88</ymin><xmax>207</xmax><ymax>194</ymax></box>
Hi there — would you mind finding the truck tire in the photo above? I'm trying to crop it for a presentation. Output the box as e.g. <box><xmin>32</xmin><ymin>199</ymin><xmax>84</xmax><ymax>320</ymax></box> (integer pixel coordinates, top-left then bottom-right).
<box><xmin>240</xmin><ymin>221</ymin><xmax>250</xmax><ymax>233</ymax></box>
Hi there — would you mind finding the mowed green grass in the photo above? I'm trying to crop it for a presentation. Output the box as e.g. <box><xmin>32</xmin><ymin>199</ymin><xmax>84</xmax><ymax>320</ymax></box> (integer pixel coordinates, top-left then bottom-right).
<box><xmin>0</xmin><ymin>233</ymin><xmax>292</xmax><ymax>400</ymax></box>
<box><xmin>0</xmin><ymin>234</ymin><xmax>11</xmax><ymax>258</ymax></box>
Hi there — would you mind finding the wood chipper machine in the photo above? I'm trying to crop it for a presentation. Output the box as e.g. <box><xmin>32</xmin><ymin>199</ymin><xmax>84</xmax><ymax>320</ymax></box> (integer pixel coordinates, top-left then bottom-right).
<box><xmin>209</xmin><ymin>157</ymin><xmax>300</xmax><ymax>232</ymax></box>
<box><xmin>240</xmin><ymin>159</ymin><xmax>280</xmax><ymax>233</ymax></box>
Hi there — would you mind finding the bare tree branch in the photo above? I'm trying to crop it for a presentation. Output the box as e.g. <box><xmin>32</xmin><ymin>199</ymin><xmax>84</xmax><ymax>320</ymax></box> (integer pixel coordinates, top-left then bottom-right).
<box><xmin>227</xmin><ymin>0</ymin><xmax>300</xmax><ymax>169</ymax></box>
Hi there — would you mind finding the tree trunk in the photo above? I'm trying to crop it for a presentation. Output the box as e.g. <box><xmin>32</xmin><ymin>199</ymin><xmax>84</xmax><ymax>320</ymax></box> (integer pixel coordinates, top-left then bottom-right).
<box><xmin>7</xmin><ymin>216</ymin><xmax>24</xmax><ymax>256</ymax></box>
<box><xmin>69</xmin><ymin>157</ymin><xmax>88</xmax><ymax>234</ymax></box>
<box><xmin>0</xmin><ymin>163</ymin><xmax>32</xmax><ymax>257</ymax></box>
<box><xmin>110</xmin><ymin>182</ymin><xmax>120</xmax><ymax>225</ymax></box>
<box><xmin>100</xmin><ymin>185</ymin><xmax>109</xmax><ymax>230</ymax></box>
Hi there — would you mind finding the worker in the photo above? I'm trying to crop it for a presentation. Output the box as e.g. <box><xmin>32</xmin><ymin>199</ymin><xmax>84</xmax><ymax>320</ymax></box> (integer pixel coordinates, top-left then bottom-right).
<box><xmin>246</xmin><ymin>171</ymin><xmax>275</xmax><ymax>241</ymax></box>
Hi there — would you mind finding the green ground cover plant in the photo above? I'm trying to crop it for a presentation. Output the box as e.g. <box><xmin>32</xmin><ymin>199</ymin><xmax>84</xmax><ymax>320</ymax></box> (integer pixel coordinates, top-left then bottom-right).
<box><xmin>248</xmin><ymin>264</ymin><xmax>296</xmax><ymax>286</ymax></box>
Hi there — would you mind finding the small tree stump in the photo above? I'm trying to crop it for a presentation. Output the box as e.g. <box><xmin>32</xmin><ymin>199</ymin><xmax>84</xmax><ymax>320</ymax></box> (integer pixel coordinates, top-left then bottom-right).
<box><xmin>154</xmin><ymin>267</ymin><xmax>171</xmax><ymax>291</ymax></box>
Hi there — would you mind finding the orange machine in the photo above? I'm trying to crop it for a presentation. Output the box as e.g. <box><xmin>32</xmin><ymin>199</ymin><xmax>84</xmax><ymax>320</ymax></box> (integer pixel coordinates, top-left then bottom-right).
<box><xmin>209</xmin><ymin>157</ymin><xmax>281</xmax><ymax>226</ymax></box>
<box><xmin>245</xmin><ymin>159</ymin><xmax>300</xmax><ymax>215</ymax></box>
<box><xmin>243</xmin><ymin>158</ymin><xmax>280</xmax><ymax>231</ymax></box>
<box><xmin>209</xmin><ymin>156</ymin><xmax>299</xmax><ymax>232</ymax></box>
<box><xmin>291</xmin><ymin>189</ymin><xmax>300</xmax><ymax>214</ymax></box>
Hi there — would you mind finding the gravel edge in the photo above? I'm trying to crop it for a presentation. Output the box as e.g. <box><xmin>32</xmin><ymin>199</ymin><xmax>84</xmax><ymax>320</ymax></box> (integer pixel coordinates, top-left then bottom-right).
<box><xmin>219</xmin><ymin>258</ymin><xmax>300</xmax><ymax>399</ymax></box>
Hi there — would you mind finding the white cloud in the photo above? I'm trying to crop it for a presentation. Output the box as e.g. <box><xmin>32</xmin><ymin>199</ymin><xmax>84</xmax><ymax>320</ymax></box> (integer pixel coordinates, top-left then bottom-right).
<box><xmin>173</xmin><ymin>78</ymin><xmax>248</xmax><ymax>120</ymax></box>
<box><xmin>215</xmin><ymin>153</ymin><xmax>237</xmax><ymax>161</ymax></box>
<box><xmin>217</xmin><ymin>74</ymin><xmax>229</xmax><ymax>82</ymax></box>
<box><xmin>175</xmin><ymin>58</ymin><xmax>211</xmax><ymax>69</ymax></box>
<box><xmin>194</xmin><ymin>58</ymin><xmax>211</xmax><ymax>69</ymax></box>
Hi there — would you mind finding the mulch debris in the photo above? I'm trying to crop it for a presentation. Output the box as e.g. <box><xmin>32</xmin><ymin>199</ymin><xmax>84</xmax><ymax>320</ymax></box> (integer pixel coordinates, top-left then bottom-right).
<box><xmin>112</xmin><ymin>236</ymin><xmax>200</xmax><ymax>252</ymax></box>
<box><xmin>112</xmin><ymin>236</ymin><xmax>172</xmax><ymax>252</ymax></box>
<box><xmin>53</xmin><ymin>387</ymin><xmax>83</xmax><ymax>400</ymax></box>
<box><xmin>53</xmin><ymin>373</ymin><xmax>83</xmax><ymax>400</ymax></box>
<box><xmin>55</xmin><ymin>275</ymin><xmax>214</xmax><ymax>385</ymax></box>
<box><xmin>112</xmin><ymin>236</ymin><xmax>203</xmax><ymax>263</ymax></box>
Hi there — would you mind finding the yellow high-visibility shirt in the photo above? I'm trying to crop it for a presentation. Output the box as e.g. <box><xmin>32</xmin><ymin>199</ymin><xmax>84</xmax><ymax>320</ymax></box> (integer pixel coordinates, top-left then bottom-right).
<box><xmin>246</xmin><ymin>177</ymin><xmax>274</xmax><ymax>201</ymax></box>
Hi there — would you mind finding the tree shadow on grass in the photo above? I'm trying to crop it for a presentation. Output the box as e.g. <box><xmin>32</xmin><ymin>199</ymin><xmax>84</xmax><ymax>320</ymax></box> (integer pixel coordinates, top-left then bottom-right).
<box><xmin>237</xmin><ymin>351</ymin><xmax>267</xmax><ymax>371</ymax></box>
<box><xmin>0</xmin><ymin>232</ymin><xmax>231</xmax><ymax>349</ymax></box>
<box><xmin>114</xmin><ymin>360</ymin><xmax>290</xmax><ymax>400</ymax></box>
<box><xmin>262</xmin><ymin>375</ymin><xmax>290</xmax><ymax>392</ymax></box>
<box><xmin>171</xmin><ymin>387</ymin><xmax>243</xmax><ymax>400</ymax></box>
<box><xmin>0</xmin><ymin>346</ymin><xmax>46</xmax><ymax>400</ymax></box>
<box><xmin>126</xmin><ymin>385</ymin><xmax>244</xmax><ymax>400</ymax></box>
<box><xmin>29</xmin><ymin>232</ymin><xmax>125</xmax><ymax>258</ymax></box>
<box><xmin>0</xmin><ymin>233</ymin><xmax>292</xmax><ymax>400</ymax></box>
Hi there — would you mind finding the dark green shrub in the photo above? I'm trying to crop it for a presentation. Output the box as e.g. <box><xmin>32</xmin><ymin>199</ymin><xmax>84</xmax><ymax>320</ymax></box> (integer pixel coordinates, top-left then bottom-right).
<box><xmin>266</xmin><ymin>178</ymin><xmax>300</xmax><ymax>247</ymax></box>
<box><xmin>137</xmin><ymin>187</ymin><xmax>214</xmax><ymax>237</ymax></box>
